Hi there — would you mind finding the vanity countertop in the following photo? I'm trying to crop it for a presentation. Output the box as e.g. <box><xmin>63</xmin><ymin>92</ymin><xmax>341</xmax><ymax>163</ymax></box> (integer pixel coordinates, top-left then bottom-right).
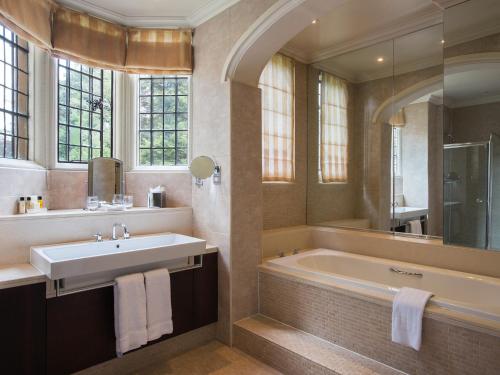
<box><xmin>0</xmin><ymin>243</ymin><xmax>218</xmax><ymax>290</ymax></box>
<box><xmin>0</xmin><ymin>263</ymin><xmax>45</xmax><ymax>290</ymax></box>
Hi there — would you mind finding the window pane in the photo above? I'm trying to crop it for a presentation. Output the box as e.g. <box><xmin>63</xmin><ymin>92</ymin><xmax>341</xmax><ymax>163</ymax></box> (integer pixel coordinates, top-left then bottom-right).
<box><xmin>164</xmin><ymin>148</ymin><xmax>175</xmax><ymax>165</ymax></box>
<box><xmin>152</xmin><ymin>114</ymin><xmax>163</xmax><ymax>130</ymax></box>
<box><xmin>140</xmin><ymin>114</ymin><xmax>151</xmax><ymax>130</ymax></box>
<box><xmin>140</xmin><ymin>149</ymin><xmax>151</xmax><ymax>165</ymax></box>
<box><xmin>164</xmin><ymin>114</ymin><xmax>175</xmax><ymax>130</ymax></box>
<box><xmin>57</xmin><ymin>58</ymin><xmax>113</xmax><ymax>163</ymax></box>
<box><xmin>0</xmin><ymin>25</ymin><xmax>29</xmax><ymax>162</ymax></box>
<box><xmin>137</xmin><ymin>76</ymin><xmax>190</xmax><ymax>166</ymax></box>
<box><xmin>152</xmin><ymin>79</ymin><xmax>163</xmax><ymax>95</ymax></box>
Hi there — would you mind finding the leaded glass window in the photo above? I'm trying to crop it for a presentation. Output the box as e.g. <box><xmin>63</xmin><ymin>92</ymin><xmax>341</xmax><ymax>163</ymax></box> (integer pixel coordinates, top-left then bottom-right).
<box><xmin>57</xmin><ymin>59</ymin><xmax>113</xmax><ymax>163</ymax></box>
<box><xmin>138</xmin><ymin>76</ymin><xmax>189</xmax><ymax>166</ymax></box>
<box><xmin>0</xmin><ymin>25</ymin><xmax>29</xmax><ymax>160</ymax></box>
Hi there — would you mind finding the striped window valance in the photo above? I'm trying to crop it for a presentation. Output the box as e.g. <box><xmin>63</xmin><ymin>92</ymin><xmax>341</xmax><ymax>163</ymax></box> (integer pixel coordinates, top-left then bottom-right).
<box><xmin>259</xmin><ymin>54</ymin><xmax>295</xmax><ymax>182</ymax></box>
<box><xmin>319</xmin><ymin>72</ymin><xmax>348</xmax><ymax>183</ymax></box>
<box><xmin>0</xmin><ymin>0</ymin><xmax>192</xmax><ymax>74</ymax></box>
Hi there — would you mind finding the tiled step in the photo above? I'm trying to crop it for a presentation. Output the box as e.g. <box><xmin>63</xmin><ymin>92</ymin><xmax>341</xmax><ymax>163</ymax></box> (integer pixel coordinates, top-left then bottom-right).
<box><xmin>234</xmin><ymin>315</ymin><xmax>407</xmax><ymax>375</ymax></box>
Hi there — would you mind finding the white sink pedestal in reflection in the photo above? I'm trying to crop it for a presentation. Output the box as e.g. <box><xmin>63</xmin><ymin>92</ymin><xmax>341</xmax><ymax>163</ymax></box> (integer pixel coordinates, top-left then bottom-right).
<box><xmin>393</xmin><ymin>207</ymin><xmax>428</xmax><ymax>220</ymax></box>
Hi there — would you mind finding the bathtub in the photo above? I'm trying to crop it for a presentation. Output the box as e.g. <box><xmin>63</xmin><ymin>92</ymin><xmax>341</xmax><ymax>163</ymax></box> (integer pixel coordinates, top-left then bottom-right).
<box><xmin>264</xmin><ymin>249</ymin><xmax>500</xmax><ymax>325</ymax></box>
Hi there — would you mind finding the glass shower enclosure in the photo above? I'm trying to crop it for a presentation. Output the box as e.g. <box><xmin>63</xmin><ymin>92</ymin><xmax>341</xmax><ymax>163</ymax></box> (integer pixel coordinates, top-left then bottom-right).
<box><xmin>444</xmin><ymin>134</ymin><xmax>500</xmax><ymax>249</ymax></box>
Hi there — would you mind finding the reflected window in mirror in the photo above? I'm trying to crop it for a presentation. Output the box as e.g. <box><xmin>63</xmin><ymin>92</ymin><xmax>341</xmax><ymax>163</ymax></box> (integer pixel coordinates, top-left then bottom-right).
<box><xmin>392</xmin><ymin>127</ymin><xmax>402</xmax><ymax>179</ymax></box>
<box><xmin>318</xmin><ymin>72</ymin><xmax>348</xmax><ymax>183</ymax></box>
<box><xmin>259</xmin><ymin>53</ymin><xmax>295</xmax><ymax>182</ymax></box>
<box><xmin>137</xmin><ymin>75</ymin><xmax>189</xmax><ymax>167</ymax></box>
<box><xmin>0</xmin><ymin>24</ymin><xmax>29</xmax><ymax>160</ymax></box>
<box><xmin>57</xmin><ymin>59</ymin><xmax>113</xmax><ymax>164</ymax></box>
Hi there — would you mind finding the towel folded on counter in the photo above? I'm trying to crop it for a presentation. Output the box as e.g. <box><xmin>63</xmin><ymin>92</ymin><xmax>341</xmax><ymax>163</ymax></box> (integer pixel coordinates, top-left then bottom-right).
<box><xmin>114</xmin><ymin>273</ymin><xmax>148</xmax><ymax>356</ymax></box>
<box><xmin>392</xmin><ymin>287</ymin><xmax>433</xmax><ymax>351</ymax></box>
<box><xmin>144</xmin><ymin>268</ymin><xmax>173</xmax><ymax>341</ymax></box>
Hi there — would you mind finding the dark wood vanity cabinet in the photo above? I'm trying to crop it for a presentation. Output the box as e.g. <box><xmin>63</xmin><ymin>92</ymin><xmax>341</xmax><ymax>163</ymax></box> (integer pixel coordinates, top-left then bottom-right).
<box><xmin>47</xmin><ymin>252</ymin><xmax>218</xmax><ymax>375</ymax></box>
<box><xmin>0</xmin><ymin>282</ymin><xmax>46</xmax><ymax>375</ymax></box>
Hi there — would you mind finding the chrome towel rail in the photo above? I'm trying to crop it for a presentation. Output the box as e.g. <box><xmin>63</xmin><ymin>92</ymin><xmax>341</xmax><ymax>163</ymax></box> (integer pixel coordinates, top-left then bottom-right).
<box><xmin>55</xmin><ymin>255</ymin><xmax>203</xmax><ymax>297</ymax></box>
<box><xmin>390</xmin><ymin>267</ymin><xmax>423</xmax><ymax>277</ymax></box>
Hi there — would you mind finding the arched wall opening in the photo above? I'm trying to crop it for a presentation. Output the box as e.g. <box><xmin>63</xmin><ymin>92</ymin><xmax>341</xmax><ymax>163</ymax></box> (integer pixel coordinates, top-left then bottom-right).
<box><xmin>222</xmin><ymin>0</ymin><xmax>348</xmax><ymax>86</ymax></box>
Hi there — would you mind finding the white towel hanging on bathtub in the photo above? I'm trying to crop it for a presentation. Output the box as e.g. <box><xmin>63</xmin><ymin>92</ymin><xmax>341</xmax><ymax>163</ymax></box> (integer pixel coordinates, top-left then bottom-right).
<box><xmin>391</xmin><ymin>287</ymin><xmax>432</xmax><ymax>351</ymax></box>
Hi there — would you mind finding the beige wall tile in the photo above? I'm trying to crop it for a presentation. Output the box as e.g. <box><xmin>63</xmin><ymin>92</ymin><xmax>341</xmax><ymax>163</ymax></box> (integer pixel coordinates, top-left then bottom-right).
<box><xmin>263</xmin><ymin>61</ymin><xmax>308</xmax><ymax>230</ymax></box>
<box><xmin>259</xmin><ymin>271</ymin><xmax>500</xmax><ymax>374</ymax></box>
<box><xmin>0</xmin><ymin>167</ymin><xmax>47</xmax><ymax>215</ymax></box>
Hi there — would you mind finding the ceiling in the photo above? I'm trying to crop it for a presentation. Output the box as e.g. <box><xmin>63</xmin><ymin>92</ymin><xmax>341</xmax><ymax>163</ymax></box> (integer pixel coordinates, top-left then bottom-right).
<box><xmin>314</xmin><ymin>23</ymin><xmax>443</xmax><ymax>83</ymax></box>
<box><xmin>445</xmin><ymin>66</ymin><xmax>500</xmax><ymax>108</ymax></box>
<box><xmin>56</xmin><ymin>0</ymin><xmax>240</xmax><ymax>27</ymax></box>
<box><xmin>444</xmin><ymin>0</ymin><xmax>500</xmax><ymax>45</ymax></box>
<box><xmin>282</xmin><ymin>0</ymin><xmax>442</xmax><ymax>64</ymax></box>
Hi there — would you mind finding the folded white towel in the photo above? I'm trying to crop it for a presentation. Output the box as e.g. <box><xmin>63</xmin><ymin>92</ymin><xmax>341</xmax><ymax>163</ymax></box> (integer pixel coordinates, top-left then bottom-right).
<box><xmin>408</xmin><ymin>220</ymin><xmax>422</xmax><ymax>235</ymax></box>
<box><xmin>114</xmin><ymin>273</ymin><xmax>148</xmax><ymax>356</ymax></box>
<box><xmin>392</xmin><ymin>287</ymin><xmax>432</xmax><ymax>351</ymax></box>
<box><xmin>144</xmin><ymin>268</ymin><xmax>173</xmax><ymax>341</ymax></box>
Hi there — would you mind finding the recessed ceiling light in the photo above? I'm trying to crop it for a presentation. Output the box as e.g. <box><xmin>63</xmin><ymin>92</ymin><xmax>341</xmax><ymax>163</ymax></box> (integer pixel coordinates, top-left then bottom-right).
<box><xmin>441</xmin><ymin>39</ymin><xmax>445</xmax><ymax>44</ymax></box>
<box><xmin>312</xmin><ymin>19</ymin><xmax>318</xmax><ymax>24</ymax></box>
<box><xmin>377</xmin><ymin>57</ymin><xmax>384</xmax><ymax>63</ymax></box>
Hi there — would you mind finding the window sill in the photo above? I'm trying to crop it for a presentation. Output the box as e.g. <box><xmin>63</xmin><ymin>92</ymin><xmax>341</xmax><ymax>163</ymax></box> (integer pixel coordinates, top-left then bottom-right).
<box><xmin>0</xmin><ymin>207</ymin><xmax>191</xmax><ymax>222</ymax></box>
<box><xmin>52</xmin><ymin>162</ymin><xmax>88</xmax><ymax>171</ymax></box>
<box><xmin>130</xmin><ymin>166</ymin><xmax>190</xmax><ymax>173</ymax></box>
<box><xmin>0</xmin><ymin>159</ymin><xmax>46</xmax><ymax>171</ymax></box>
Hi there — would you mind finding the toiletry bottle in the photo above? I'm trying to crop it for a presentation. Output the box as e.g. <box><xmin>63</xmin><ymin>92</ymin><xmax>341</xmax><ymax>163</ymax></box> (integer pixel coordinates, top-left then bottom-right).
<box><xmin>18</xmin><ymin>197</ymin><xmax>26</xmax><ymax>214</ymax></box>
<box><xmin>26</xmin><ymin>197</ymin><xmax>32</xmax><ymax>210</ymax></box>
<box><xmin>38</xmin><ymin>196</ymin><xmax>43</xmax><ymax>208</ymax></box>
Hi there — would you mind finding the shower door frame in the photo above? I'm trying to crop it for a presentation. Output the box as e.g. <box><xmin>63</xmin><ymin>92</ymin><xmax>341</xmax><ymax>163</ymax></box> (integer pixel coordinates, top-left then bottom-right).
<box><xmin>444</xmin><ymin>141</ymin><xmax>491</xmax><ymax>249</ymax></box>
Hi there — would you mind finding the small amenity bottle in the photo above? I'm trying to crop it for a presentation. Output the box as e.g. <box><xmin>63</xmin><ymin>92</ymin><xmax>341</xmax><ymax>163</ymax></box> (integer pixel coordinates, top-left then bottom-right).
<box><xmin>18</xmin><ymin>197</ymin><xmax>26</xmax><ymax>214</ymax></box>
<box><xmin>26</xmin><ymin>196</ymin><xmax>32</xmax><ymax>210</ymax></box>
<box><xmin>38</xmin><ymin>196</ymin><xmax>43</xmax><ymax>209</ymax></box>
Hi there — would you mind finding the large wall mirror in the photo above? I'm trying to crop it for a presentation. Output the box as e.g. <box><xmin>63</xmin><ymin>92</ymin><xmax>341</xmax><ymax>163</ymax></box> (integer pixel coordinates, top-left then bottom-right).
<box><xmin>443</xmin><ymin>0</ymin><xmax>500</xmax><ymax>250</ymax></box>
<box><xmin>287</xmin><ymin>0</ymin><xmax>500</xmax><ymax>251</ymax></box>
<box><xmin>304</xmin><ymin>22</ymin><xmax>444</xmax><ymax>235</ymax></box>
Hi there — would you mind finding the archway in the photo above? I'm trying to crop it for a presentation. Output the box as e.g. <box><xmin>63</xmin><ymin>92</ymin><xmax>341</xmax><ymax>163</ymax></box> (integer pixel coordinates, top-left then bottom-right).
<box><xmin>222</xmin><ymin>0</ymin><xmax>348</xmax><ymax>86</ymax></box>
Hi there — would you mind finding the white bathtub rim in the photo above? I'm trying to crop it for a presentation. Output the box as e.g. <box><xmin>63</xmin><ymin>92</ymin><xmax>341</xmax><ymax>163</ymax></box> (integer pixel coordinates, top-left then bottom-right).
<box><xmin>259</xmin><ymin>262</ymin><xmax>500</xmax><ymax>338</ymax></box>
<box><xmin>265</xmin><ymin>249</ymin><xmax>500</xmax><ymax>321</ymax></box>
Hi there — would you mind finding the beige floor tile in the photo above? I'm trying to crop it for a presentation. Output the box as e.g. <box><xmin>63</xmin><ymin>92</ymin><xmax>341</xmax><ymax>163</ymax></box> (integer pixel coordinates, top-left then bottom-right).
<box><xmin>129</xmin><ymin>341</ymin><xmax>282</xmax><ymax>375</ymax></box>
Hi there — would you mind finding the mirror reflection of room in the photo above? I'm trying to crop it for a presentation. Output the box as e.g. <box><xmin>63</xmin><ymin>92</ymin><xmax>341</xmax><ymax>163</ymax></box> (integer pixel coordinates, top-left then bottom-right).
<box><xmin>443</xmin><ymin>0</ymin><xmax>500</xmax><ymax>249</ymax></box>
<box><xmin>294</xmin><ymin>21</ymin><xmax>444</xmax><ymax>235</ymax></box>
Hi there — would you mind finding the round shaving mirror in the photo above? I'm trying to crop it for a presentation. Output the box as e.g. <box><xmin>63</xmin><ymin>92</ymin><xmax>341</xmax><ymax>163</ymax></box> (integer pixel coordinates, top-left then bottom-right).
<box><xmin>190</xmin><ymin>156</ymin><xmax>217</xmax><ymax>185</ymax></box>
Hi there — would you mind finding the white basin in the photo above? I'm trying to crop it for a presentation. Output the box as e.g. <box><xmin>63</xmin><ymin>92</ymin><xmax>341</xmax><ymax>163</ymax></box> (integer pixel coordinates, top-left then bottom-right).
<box><xmin>394</xmin><ymin>207</ymin><xmax>428</xmax><ymax>220</ymax></box>
<box><xmin>30</xmin><ymin>233</ymin><xmax>206</xmax><ymax>280</ymax></box>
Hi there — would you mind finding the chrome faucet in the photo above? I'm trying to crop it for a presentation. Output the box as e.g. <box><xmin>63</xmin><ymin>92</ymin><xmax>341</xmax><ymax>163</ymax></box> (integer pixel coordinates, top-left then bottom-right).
<box><xmin>112</xmin><ymin>223</ymin><xmax>130</xmax><ymax>240</ymax></box>
<box><xmin>92</xmin><ymin>233</ymin><xmax>103</xmax><ymax>242</ymax></box>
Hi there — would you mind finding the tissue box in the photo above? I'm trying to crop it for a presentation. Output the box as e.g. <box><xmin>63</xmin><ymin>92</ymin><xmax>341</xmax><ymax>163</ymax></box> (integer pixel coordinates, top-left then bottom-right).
<box><xmin>148</xmin><ymin>191</ymin><xmax>166</xmax><ymax>208</ymax></box>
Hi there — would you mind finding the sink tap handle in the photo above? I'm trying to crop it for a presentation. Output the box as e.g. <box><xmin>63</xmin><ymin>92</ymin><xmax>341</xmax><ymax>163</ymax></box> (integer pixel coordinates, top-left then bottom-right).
<box><xmin>93</xmin><ymin>233</ymin><xmax>103</xmax><ymax>242</ymax></box>
<box><xmin>112</xmin><ymin>223</ymin><xmax>131</xmax><ymax>240</ymax></box>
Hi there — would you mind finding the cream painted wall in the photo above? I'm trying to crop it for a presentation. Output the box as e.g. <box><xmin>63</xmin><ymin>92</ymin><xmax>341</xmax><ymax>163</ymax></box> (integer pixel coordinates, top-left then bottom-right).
<box><xmin>191</xmin><ymin>0</ymin><xmax>278</xmax><ymax>343</ymax></box>
<box><xmin>449</xmin><ymin>102</ymin><xmax>500</xmax><ymax>143</ymax></box>
<box><xmin>262</xmin><ymin>61</ymin><xmax>308</xmax><ymax>230</ymax></box>
<box><xmin>401</xmin><ymin>102</ymin><xmax>429</xmax><ymax>208</ymax></box>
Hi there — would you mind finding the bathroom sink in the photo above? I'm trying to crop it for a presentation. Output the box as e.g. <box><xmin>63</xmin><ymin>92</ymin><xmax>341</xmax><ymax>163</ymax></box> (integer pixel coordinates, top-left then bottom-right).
<box><xmin>394</xmin><ymin>207</ymin><xmax>428</xmax><ymax>220</ymax></box>
<box><xmin>30</xmin><ymin>233</ymin><xmax>206</xmax><ymax>280</ymax></box>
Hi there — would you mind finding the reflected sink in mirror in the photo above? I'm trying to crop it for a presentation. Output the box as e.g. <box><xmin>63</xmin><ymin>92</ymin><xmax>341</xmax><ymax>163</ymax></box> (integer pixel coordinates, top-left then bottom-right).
<box><xmin>30</xmin><ymin>233</ymin><xmax>206</xmax><ymax>280</ymax></box>
<box><xmin>394</xmin><ymin>207</ymin><xmax>429</xmax><ymax>220</ymax></box>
